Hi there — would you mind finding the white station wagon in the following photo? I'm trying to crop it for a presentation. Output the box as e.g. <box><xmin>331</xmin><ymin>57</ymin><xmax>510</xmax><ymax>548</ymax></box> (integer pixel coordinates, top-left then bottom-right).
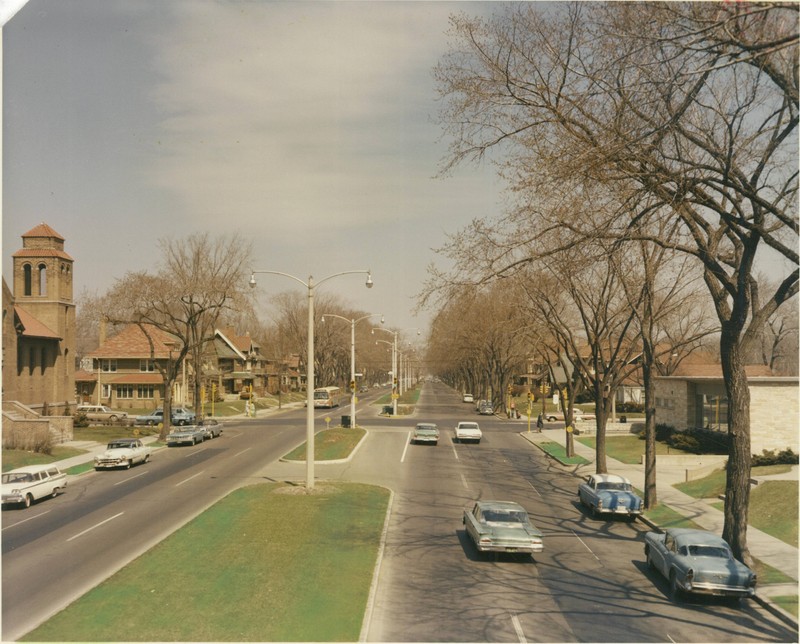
<box><xmin>2</xmin><ymin>465</ymin><xmax>67</xmax><ymax>508</ymax></box>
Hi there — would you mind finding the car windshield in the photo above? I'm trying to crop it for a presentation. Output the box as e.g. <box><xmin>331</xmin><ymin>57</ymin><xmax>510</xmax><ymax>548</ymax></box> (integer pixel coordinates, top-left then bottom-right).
<box><xmin>108</xmin><ymin>442</ymin><xmax>130</xmax><ymax>449</ymax></box>
<box><xmin>597</xmin><ymin>482</ymin><xmax>630</xmax><ymax>491</ymax></box>
<box><xmin>685</xmin><ymin>545</ymin><xmax>731</xmax><ymax>559</ymax></box>
<box><xmin>2</xmin><ymin>473</ymin><xmax>33</xmax><ymax>484</ymax></box>
<box><xmin>482</xmin><ymin>509</ymin><xmax>529</xmax><ymax>525</ymax></box>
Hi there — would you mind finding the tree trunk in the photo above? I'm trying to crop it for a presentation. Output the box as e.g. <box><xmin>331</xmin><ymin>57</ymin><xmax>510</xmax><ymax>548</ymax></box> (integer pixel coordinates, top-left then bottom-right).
<box><xmin>594</xmin><ymin>381</ymin><xmax>608</xmax><ymax>474</ymax></box>
<box><xmin>642</xmin><ymin>355</ymin><xmax>658</xmax><ymax>509</ymax></box>
<box><xmin>720</xmin><ymin>323</ymin><xmax>753</xmax><ymax>567</ymax></box>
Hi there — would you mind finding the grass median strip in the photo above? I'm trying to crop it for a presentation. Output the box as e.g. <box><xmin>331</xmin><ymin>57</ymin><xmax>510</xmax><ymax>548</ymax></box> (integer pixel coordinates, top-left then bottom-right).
<box><xmin>23</xmin><ymin>481</ymin><xmax>390</xmax><ymax>642</ymax></box>
<box><xmin>283</xmin><ymin>427</ymin><xmax>366</xmax><ymax>461</ymax></box>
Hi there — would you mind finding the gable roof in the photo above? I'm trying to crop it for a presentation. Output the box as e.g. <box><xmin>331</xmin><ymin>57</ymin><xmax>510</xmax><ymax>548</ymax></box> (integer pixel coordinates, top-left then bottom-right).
<box><xmin>14</xmin><ymin>306</ymin><xmax>61</xmax><ymax>339</ymax></box>
<box><xmin>87</xmin><ymin>323</ymin><xmax>179</xmax><ymax>359</ymax></box>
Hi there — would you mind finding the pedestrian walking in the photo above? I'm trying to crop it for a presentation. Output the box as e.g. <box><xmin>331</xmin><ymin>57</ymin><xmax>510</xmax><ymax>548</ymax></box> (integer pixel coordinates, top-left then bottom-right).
<box><xmin>536</xmin><ymin>413</ymin><xmax>544</xmax><ymax>432</ymax></box>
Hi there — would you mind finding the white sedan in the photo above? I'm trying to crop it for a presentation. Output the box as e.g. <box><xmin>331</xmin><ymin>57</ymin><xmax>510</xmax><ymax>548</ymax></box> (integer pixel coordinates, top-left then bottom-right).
<box><xmin>94</xmin><ymin>438</ymin><xmax>152</xmax><ymax>470</ymax></box>
<box><xmin>454</xmin><ymin>421</ymin><xmax>482</xmax><ymax>443</ymax></box>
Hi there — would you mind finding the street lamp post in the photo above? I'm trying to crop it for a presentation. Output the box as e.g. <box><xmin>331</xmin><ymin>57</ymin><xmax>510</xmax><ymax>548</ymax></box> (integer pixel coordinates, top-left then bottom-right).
<box><xmin>249</xmin><ymin>269</ymin><xmax>373</xmax><ymax>490</ymax></box>
<box><xmin>321</xmin><ymin>312</ymin><xmax>383</xmax><ymax>429</ymax></box>
<box><xmin>373</xmin><ymin>327</ymin><xmax>420</xmax><ymax>415</ymax></box>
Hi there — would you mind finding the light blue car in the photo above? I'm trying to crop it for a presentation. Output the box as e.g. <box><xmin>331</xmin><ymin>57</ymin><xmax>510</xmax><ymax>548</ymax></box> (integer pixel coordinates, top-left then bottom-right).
<box><xmin>578</xmin><ymin>473</ymin><xmax>643</xmax><ymax>519</ymax></box>
<box><xmin>644</xmin><ymin>528</ymin><xmax>757</xmax><ymax>600</ymax></box>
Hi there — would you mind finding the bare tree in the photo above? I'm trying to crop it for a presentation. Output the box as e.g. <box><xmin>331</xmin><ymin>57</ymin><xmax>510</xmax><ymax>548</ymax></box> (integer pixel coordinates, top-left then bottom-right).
<box><xmin>432</xmin><ymin>2</ymin><xmax>798</xmax><ymax>563</ymax></box>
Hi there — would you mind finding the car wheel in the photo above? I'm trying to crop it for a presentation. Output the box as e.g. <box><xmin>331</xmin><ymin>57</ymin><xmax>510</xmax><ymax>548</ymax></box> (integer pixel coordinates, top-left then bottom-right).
<box><xmin>109</xmin><ymin>415</ymin><xmax>118</xmax><ymax>422</ymax></box>
<box><xmin>144</xmin><ymin>454</ymin><xmax>150</xmax><ymax>463</ymax></box>
<box><xmin>147</xmin><ymin>420</ymin><xmax>155</xmax><ymax>427</ymax></box>
<box><xmin>125</xmin><ymin>460</ymin><xmax>132</xmax><ymax>469</ymax></box>
<box><xmin>547</xmin><ymin>416</ymin><xmax>556</xmax><ymax>422</ymax></box>
<box><xmin>23</xmin><ymin>494</ymin><xmax>33</xmax><ymax>508</ymax></box>
<box><xmin>51</xmin><ymin>487</ymin><xmax>60</xmax><ymax>498</ymax></box>
<box><xmin>670</xmin><ymin>571</ymin><xmax>683</xmax><ymax>601</ymax></box>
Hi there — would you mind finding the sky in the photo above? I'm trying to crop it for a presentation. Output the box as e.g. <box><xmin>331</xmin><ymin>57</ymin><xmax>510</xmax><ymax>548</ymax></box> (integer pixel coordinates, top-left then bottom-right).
<box><xmin>2</xmin><ymin>0</ymin><xmax>505</xmax><ymax>338</ymax></box>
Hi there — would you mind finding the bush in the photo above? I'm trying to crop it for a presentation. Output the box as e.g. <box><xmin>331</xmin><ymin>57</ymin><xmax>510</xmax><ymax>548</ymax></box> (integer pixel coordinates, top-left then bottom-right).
<box><xmin>618</xmin><ymin>402</ymin><xmax>644</xmax><ymax>413</ymax></box>
<box><xmin>666</xmin><ymin>427</ymin><xmax>729</xmax><ymax>454</ymax></box>
<box><xmin>73</xmin><ymin>411</ymin><xmax>90</xmax><ymax>428</ymax></box>
<box><xmin>655</xmin><ymin>423</ymin><xmax>676</xmax><ymax>442</ymax></box>
<box><xmin>669</xmin><ymin>433</ymin><xmax>701</xmax><ymax>452</ymax></box>
<box><xmin>752</xmin><ymin>448</ymin><xmax>799</xmax><ymax>466</ymax></box>
<box><xmin>2</xmin><ymin>424</ymin><xmax>53</xmax><ymax>454</ymax></box>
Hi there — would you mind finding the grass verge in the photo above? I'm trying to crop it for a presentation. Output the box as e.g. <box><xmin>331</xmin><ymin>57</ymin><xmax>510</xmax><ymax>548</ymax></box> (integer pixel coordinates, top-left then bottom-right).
<box><xmin>577</xmin><ymin>434</ymin><xmax>695</xmax><ymax>464</ymax></box>
<box><xmin>535</xmin><ymin>441</ymin><xmax>590</xmax><ymax>465</ymax></box>
<box><xmin>2</xmin><ymin>446</ymin><xmax>87</xmax><ymax>471</ymax></box>
<box><xmin>22</xmin><ymin>482</ymin><xmax>390</xmax><ymax>642</ymax></box>
<box><xmin>283</xmin><ymin>427</ymin><xmax>366</xmax><ymax>461</ymax></box>
<box><xmin>772</xmin><ymin>596</ymin><xmax>799</xmax><ymax>618</ymax></box>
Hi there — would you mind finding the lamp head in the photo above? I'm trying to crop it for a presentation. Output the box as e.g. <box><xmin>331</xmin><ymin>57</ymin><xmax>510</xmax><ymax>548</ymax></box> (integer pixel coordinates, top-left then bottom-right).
<box><xmin>321</xmin><ymin>316</ymin><xmax>326</xmax><ymax>323</ymax></box>
<box><xmin>249</xmin><ymin>273</ymin><xmax>257</xmax><ymax>288</ymax></box>
<box><xmin>365</xmin><ymin>271</ymin><xmax>373</xmax><ymax>289</ymax></box>
<box><xmin>380</xmin><ymin>315</ymin><xmax>385</xmax><ymax>324</ymax></box>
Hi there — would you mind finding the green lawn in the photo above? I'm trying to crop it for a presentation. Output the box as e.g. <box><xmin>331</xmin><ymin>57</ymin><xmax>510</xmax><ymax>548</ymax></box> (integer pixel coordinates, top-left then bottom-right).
<box><xmin>23</xmin><ymin>482</ymin><xmax>390</xmax><ymax>642</ymax></box>
<box><xmin>283</xmin><ymin>427</ymin><xmax>367</xmax><ymax>461</ymax></box>
<box><xmin>577</xmin><ymin>434</ymin><xmax>692</xmax><ymax>464</ymax></box>
<box><xmin>535</xmin><ymin>440</ymin><xmax>590</xmax><ymax>465</ymax></box>
<box><xmin>2</xmin><ymin>446</ymin><xmax>86</xmax><ymax>471</ymax></box>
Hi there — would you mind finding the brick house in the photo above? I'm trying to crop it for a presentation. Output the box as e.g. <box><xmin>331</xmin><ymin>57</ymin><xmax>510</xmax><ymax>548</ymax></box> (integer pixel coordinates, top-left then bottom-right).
<box><xmin>83</xmin><ymin>323</ymin><xmax>190</xmax><ymax>411</ymax></box>
<box><xmin>204</xmin><ymin>327</ymin><xmax>268</xmax><ymax>397</ymax></box>
<box><xmin>654</xmin><ymin>364</ymin><xmax>799</xmax><ymax>454</ymax></box>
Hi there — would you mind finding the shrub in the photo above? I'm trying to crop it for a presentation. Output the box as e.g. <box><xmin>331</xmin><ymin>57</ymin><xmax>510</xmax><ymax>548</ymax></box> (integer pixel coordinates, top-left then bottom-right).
<box><xmin>618</xmin><ymin>402</ymin><xmax>644</xmax><ymax>413</ymax></box>
<box><xmin>669</xmin><ymin>433</ymin><xmax>701</xmax><ymax>452</ymax></box>
<box><xmin>655</xmin><ymin>423</ymin><xmax>676</xmax><ymax>442</ymax></box>
<box><xmin>666</xmin><ymin>427</ymin><xmax>729</xmax><ymax>454</ymax></box>
<box><xmin>752</xmin><ymin>448</ymin><xmax>799</xmax><ymax>466</ymax></box>
<box><xmin>73</xmin><ymin>411</ymin><xmax>90</xmax><ymax>428</ymax></box>
<box><xmin>2</xmin><ymin>424</ymin><xmax>53</xmax><ymax>454</ymax></box>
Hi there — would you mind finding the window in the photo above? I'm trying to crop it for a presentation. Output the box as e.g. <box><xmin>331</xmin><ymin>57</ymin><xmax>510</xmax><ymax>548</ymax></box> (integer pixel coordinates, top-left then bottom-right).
<box><xmin>100</xmin><ymin>359</ymin><xmax>117</xmax><ymax>373</ymax></box>
<box><xmin>102</xmin><ymin>384</ymin><xmax>112</xmax><ymax>399</ymax></box>
<box><xmin>38</xmin><ymin>263</ymin><xmax>47</xmax><ymax>296</ymax></box>
<box><xmin>137</xmin><ymin>384</ymin><xmax>155</xmax><ymax>399</ymax></box>
<box><xmin>139</xmin><ymin>359</ymin><xmax>156</xmax><ymax>372</ymax></box>
<box><xmin>117</xmin><ymin>384</ymin><xmax>134</xmax><ymax>399</ymax></box>
<box><xmin>696</xmin><ymin>394</ymin><xmax>728</xmax><ymax>431</ymax></box>
<box><xmin>23</xmin><ymin>264</ymin><xmax>32</xmax><ymax>296</ymax></box>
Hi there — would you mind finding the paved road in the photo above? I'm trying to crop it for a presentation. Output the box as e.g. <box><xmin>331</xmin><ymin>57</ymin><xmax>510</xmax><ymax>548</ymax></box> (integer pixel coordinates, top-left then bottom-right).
<box><xmin>265</xmin><ymin>380</ymin><xmax>796</xmax><ymax>642</ymax></box>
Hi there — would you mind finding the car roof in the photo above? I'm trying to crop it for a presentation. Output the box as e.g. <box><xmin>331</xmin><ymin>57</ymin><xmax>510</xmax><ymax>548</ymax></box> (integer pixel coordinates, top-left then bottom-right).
<box><xmin>592</xmin><ymin>474</ymin><xmax>631</xmax><ymax>485</ymax></box>
<box><xmin>110</xmin><ymin>438</ymin><xmax>137</xmax><ymax>443</ymax></box>
<box><xmin>416</xmin><ymin>422</ymin><xmax>437</xmax><ymax>428</ymax></box>
<box><xmin>5</xmin><ymin>464</ymin><xmax>62</xmax><ymax>474</ymax></box>
<box><xmin>667</xmin><ymin>528</ymin><xmax>729</xmax><ymax>547</ymax></box>
<box><xmin>475</xmin><ymin>500</ymin><xmax>527</xmax><ymax>512</ymax></box>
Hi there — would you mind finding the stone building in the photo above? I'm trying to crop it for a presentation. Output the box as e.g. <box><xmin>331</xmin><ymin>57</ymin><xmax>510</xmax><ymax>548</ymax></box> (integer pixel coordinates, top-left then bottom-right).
<box><xmin>654</xmin><ymin>364</ymin><xmax>799</xmax><ymax>454</ymax></box>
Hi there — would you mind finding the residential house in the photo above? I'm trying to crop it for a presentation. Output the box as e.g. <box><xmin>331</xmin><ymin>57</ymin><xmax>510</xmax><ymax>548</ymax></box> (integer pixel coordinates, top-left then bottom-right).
<box><xmin>203</xmin><ymin>327</ymin><xmax>268</xmax><ymax>397</ymax></box>
<box><xmin>655</xmin><ymin>363</ymin><xmax>799</xmax><ymax>454</ymax></box>
<box><xmin>84</xmin><ymin>323</ymin><xmax>190</xmax><ymax>410</ymax></box>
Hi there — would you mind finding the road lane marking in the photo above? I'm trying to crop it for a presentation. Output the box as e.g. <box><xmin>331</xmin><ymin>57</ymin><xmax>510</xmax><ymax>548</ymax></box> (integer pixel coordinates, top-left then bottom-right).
<box><xmin>460</xmin><ymin>473</ymin><xmax>470</xmax><ymax>490</ymax></box>
<box><xmin>231</xmin><ymin>447</ymin><xmax>252</xmax><ymax>458</ymax></box>
<box><xmin>511</xmin><ymin>614</ymin><xmax>527</xmax><ymax>643</ymax></box>
<box><xmin>451</xmin><ymin>441</ymin><xmax>459</xmax><ymax>461</ymax></box>
<box><xmin>176</xmin><ymin>471</ymin><xmax>206</xmax><ymax>487</ymax></box>
<box><xmin>113</xmin><ymin>471</ymin><xmax>149</xmax><ymax>486</ymax></box>
<box><xmin>67</xmin><ymin>512</ymin><xmax>124</xmax><ymax>542</ymax></box>
<box><xmin>571</xmin><ymin>529</ymin><xmax>601</xmax><ymax>561</ymax></box>
<box><xmin>1</xmin><ymin>510</ymin><xmax>51</xmax><ymax>531</ymax></box>
<box><xmin>400</xmin><ymin>433</ymin><xmax>411</xmax><ymax>463</ymax></box>
<box><xmin>527</xmin><ymin>480</ymin><xmax>542</xmax><ymax>497</ymax></box>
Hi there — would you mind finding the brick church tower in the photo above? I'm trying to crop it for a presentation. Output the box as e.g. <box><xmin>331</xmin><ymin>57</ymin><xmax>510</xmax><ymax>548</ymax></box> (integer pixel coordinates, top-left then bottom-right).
<box><xmin>3</xmin><ymin>223</ymin><xmax>76</xmax><ymax>412</ymax></box>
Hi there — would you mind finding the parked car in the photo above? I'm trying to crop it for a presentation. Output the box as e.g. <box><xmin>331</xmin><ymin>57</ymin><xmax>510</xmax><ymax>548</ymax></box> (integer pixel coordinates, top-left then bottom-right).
<box><xmin>199</xmin><ymin>417</ymin><xmax>224</xmax><ymax>439</ymax></box>
<box><xmin>578</xmin><ymin>473</ymin><xmax>643</xmax><ymax>518</ymax></box>
<box><xmin>544</xmin><ymin>409</ymin><xmax>587</xmax><ymax>422</ymax></box>
<box><xmin>462</xmin><ymin>393</ymin><xmax>474</xmax><ymax>403</ymax></box>
<box><xmin>134</xmin><ymin>407</ymin><xmax>196</xmax><ymax>426</ymax></box>
<box><xmin>644</xmin><ymin>528</ymin><xmax>757</xmax><ymax>600</ymax></box>
<box><xmin>76</xmin><ymin>405</ymin><xmax>128</xmax><ymax>423</ymax></box>
<box><xmin>478</xmin><ymin>401</ymin><xmax>494</xmax><ymax>415</ymax></box>
<box><xmin>2</xmin><ymin>465</ymin><xmax>67</xmax><ymax>508</ymax></box>
<box><xmin>463</xmin><ymin>500</ymin><xmax>543</xmax><ymax>557</ymax></box>
<box><xmin>167</xmin><ymin>424</ymin><xmax>207</xmax><ymax>446</ymax></box>
<box><xmin>412</xmin><ymin>423</ymin><xmax>439</xmax><ymax>445</ymax></box>
<box><xmin>454</xmin><ymin>421</ymin><xmax>482</xmax><ymax>443</ymax></box>
<box><xmin>94</xmin><ymin>438</ymin><xmax>152</xmax><ymax>470</ymax></box>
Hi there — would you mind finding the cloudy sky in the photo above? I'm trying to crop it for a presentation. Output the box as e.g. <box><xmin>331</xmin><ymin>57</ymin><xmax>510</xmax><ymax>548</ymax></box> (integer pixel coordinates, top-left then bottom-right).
<box><xmin>3</xmin><ymin>0</ymin><xmax>504</xmax><ymax>335</ymax></box>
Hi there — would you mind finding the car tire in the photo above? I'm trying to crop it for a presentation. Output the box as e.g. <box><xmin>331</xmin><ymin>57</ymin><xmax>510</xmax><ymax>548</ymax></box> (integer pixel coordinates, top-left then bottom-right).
<box><xmin>51</xmin><ymin>487</ymin><xmax>60</xmax><ymax>498</ymax></box>
<box><xmin>147</xmin><ymin>420</ymin><xmax>155</xmax><ymax>427</ymax></box>
<box><xmin>23</xmin><ymin>494</ymin><xmax>33</xmax><ymax>508</ymax></box>
<box><xmin>645</xmin><ymin>546</ymin><xmax>654</xmax><ymax>569</ymax></box>
<box><xmin>126</xmin><ymin>460</ymin><xmax>132</xmax><ymax>469</ymax></box>
<box><xmin>547</xmin><ymin>416</ymin><xmax>556</xmax><ymax>422</ymax></box>
<box><xmin>670</xmin><ymin>571</ymin><xmax>683</xmax><ymax>602</ymax></box>
<box><xmin>109</xmin><ymin>415</ymin><xmax>118</xmax><ymax>422</ymax></box>
<box><xmin>144</xmin><ymin>454</ymin><xmax>150</xmax><ymax>463</ymax></box>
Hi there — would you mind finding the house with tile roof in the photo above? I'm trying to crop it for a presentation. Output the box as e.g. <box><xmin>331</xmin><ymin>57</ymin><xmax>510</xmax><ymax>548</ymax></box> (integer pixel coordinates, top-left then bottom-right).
<box><xmin>2</xmin><ymin>223</ymin><xmax>76</xmax><ymax>417</ymax></box>
<box><xmin>204</xmin><ymin>327</ymin><xmax>268</xmax><ymax>397</ymax></box>
<box><xmin>82</xmin><ymin>322</ymin><xmax>190</xmax><ymax>410</ymax></box>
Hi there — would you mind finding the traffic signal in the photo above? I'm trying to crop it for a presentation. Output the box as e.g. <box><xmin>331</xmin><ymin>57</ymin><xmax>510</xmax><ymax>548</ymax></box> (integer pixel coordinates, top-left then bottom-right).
<box><xmin>350</xmin><ymin>380</ymin><xmax>356</xmax><ymax>392</ymax></box>
<box><xmin>527</xmin><ymin>391</ymin><xmax>533</xmax><ymax>401</ymax></box>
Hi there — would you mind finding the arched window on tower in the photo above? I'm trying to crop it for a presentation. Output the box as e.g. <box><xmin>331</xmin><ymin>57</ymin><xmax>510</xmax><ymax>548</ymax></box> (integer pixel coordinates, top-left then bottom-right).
<box><xmin>38</xmin><ymin>263</ymin><xmax>47</xmax><ymax>296</ymax></box>
<box><xmin>23</xmin><ymin>264</ymin><xmax>32</xmax><ymax>296</ymax></box>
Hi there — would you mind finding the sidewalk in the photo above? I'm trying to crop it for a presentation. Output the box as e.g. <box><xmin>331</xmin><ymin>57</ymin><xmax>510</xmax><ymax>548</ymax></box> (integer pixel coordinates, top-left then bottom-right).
<box><xmin>520</xmin><ymin>426</ymin><xmax>798</xmax><ymax>626</ymax></box>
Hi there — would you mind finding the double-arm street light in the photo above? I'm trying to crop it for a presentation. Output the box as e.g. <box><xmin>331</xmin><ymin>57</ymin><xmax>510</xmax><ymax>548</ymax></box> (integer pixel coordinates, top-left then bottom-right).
<box><xmin>372</xmin><ymin>327</ymin><xmax>420</xmax><ymax>415</ymax></box>
<box><xmin>249</xmin><ymin>269</ymin><xmax>373</xmax><ymax>490</ymax></box>
<box><xmin>321</xmin><ymin>312</ymin><xmax>384</xmax><ymax>429</ymax></box>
